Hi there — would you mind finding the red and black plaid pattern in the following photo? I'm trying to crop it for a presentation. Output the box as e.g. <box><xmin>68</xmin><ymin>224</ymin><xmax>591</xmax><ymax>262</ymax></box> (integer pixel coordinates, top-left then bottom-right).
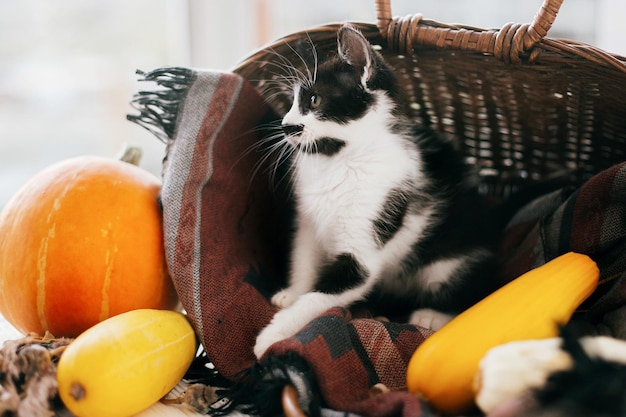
<box><xmin>138</xmin><ymin>68</ymin><xmax>626</xmax><ymax>416</ymax></box>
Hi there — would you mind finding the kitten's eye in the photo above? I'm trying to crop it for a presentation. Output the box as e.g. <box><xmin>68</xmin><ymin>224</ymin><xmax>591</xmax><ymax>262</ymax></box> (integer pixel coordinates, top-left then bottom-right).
<box><xmin>309</xmin><ymin>93</ymin><xmax>321</xmax><ymax>109</ymax></box>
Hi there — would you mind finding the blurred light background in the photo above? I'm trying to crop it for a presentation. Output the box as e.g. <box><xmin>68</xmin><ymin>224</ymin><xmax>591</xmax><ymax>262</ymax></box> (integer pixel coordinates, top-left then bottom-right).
<box><xmin>1</xmin><ymin>0</ymin><xmax>625</xmax><ymax>209</ymax></box>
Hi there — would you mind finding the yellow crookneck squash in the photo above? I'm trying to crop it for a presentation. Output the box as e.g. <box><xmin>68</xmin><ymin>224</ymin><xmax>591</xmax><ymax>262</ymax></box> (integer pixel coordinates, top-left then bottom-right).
<box><xmin>406</xmin><ymin>252</ymin><xmax>600</xmax><ymax>415</ymax></box>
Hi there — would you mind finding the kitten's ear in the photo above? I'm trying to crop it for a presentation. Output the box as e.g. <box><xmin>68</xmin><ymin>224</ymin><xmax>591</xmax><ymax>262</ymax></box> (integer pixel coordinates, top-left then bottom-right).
<box><xmin>338</xmin><ymin>25</ymin><xmax>375</xmax><ymax>85</ymax></box>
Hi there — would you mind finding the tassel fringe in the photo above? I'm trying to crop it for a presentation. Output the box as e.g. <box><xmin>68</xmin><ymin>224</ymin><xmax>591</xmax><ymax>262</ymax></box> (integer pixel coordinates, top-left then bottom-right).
<box><xmin>126</xmin><ymin>67</ymin><xmax>195</xmax><ymax>142</ymax></box>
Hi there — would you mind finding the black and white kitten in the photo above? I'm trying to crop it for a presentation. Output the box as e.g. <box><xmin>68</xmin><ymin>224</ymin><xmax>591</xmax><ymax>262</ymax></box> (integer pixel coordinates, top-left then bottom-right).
<box><xmin>254</xmin><ymin>25</ymin><xmax>505</xmax><ymax>358</ymax></box>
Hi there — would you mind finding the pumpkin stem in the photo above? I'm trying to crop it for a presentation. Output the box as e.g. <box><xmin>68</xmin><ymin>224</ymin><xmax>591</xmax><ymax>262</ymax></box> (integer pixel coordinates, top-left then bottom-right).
<box><xmin>117</xmin><ymin>144</ymin><xmax>143</xmax><ymax>166</ymax></box>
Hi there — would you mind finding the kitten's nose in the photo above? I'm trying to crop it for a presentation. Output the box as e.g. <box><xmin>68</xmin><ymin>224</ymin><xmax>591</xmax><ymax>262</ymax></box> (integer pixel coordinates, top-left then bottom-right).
<box><xmin>282</xmin><ymin>124</ymin><xmax>304</xmax><ymax>137</ymax></box>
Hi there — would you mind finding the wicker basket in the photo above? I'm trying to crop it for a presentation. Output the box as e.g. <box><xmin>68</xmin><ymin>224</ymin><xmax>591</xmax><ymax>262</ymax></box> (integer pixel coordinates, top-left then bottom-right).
<box><xmin>233</xmin><ymin>0</ymin><xmax>626</xmax><ymax>198</ymax></box>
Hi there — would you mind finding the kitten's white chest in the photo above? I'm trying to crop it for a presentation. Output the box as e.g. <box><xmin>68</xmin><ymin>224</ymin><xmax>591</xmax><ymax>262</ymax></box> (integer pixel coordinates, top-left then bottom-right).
<box><xmin>294</xmin><ymin>137</ymin><xmax>419</xmax><ymax>251</ymax></box>
<box><xmin>296</xmin><ymin>161</ymin><xmax>371</xmax><ymax>237</ymax></box>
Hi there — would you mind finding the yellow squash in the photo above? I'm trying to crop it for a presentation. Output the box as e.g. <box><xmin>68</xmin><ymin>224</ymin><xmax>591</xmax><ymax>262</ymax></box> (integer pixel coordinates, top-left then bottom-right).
<box><xmin>57</xmin><ymin>309</ymin><xmax>197</xmax><ymax>417</ymax></box>
<box><xmin>406</xmin><ymin>252</ymin><xmax>599</xmax><ymax>415</ymax></box>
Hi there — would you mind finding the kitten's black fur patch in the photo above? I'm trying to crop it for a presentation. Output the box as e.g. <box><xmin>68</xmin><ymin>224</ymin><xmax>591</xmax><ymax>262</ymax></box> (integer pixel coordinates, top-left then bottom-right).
<box><xmin>373</xmin><ymin>186</ymin><xmax>410</xmax><ymax>246</ymax></box>
<box><xmin>314</xmin><ymin>253</ymin><xmax>367</xmax><ymax>294</ymax></box>
<box><xmin>282</xmin><ymin>123</ymin><xmax>303</xmax><ymax>137</ymax></box>
<box><xmin>530</xmin><ymin>329</ymin><xmax>626</xmax><ymax>417</ymax></box>
<box><xmin>297</xmin><ymin>70</ymin><xmax>373</xmax><ymax>124</ymax></box>
<box><xmin>297</xmin><ymin>137</ymin><xmax>346</xmax><ymax>156</ymax></box>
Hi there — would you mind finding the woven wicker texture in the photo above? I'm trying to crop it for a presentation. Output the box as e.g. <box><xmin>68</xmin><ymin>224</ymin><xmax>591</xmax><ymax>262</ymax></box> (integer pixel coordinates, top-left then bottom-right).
<box><xmin>233</xmin><ymin>0</ymin><xmax>626</xmax><ymax>197</ymax></box>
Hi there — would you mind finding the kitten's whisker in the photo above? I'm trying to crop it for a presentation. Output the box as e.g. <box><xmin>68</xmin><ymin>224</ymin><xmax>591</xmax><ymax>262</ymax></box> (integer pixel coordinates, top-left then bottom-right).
<box><xmin>258</xmin><ymin>76</ymin><xmax>294</xmax><ymax>89</ymax></box>
<box><xmin>271</xmin><ymin>142</ymin><xmax>296</xmax><ymax>192</ymax></box>
<box><xmin>245</xmin><ymin>57</ymin><xmax>302</xmax><ymax>95</ymax></box>
<box><xmin>305</xmin><ymin>32</ymin><xmax>319</xmax><ymax>84</ymax></box>
<box><xmin>245</xmin><ymin>128</ymin><xmax>295</xmax><ymax>194</ymax></box>
<box><xmin>228</xmin><ymin>123</ymin><xmax>284</xmax><ymax>179</ymax></box>
<box><xmin>275</xmin><ymin>49</ymin><xmax>308</xmax><ymax>86</ymax></box>
<box><xmin>263</xmin><ymin>88</ymin><xmax>295</xmax><ymax>109</ymax></box>
<box><xmin>284</xmin><ymin>40</ymin><xmax>314</xmax><ymax>88</ymax></box>
<box><xmin>246</xmin><ymin>60</ymin><xmax>302</xmax><ymax>107</ymax></box>
<box><xmin>249</xmin><ymin>142</ymin><xmax>283</xmax><ymax>185</ymax></box>
<box><xmin>264</xmin><ymin>67</ymin><xmax>300</xmax><ymax>86</ymax></box>
<box><xmin>230</xmin><ymin>140</ymin><xmax>266</xmax><ymax>181</ymax></box>
<box><xmin>264</xmin><ymin>47</ymin><xmax>309</xmax><ymax>87</ymax></box>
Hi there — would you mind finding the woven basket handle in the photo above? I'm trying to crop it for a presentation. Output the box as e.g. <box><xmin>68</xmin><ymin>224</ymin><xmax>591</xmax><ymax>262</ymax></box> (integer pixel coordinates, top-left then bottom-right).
<box><xmin>375</xmin><ymin>0</ymin><xmax>563</xmax><ymax>63</ymax></box>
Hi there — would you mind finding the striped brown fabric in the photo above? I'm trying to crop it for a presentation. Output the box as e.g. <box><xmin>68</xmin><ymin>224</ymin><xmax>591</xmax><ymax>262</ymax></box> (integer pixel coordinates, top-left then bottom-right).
<box><xmin>158</xmin><ymin>71</ymin><xmax>282</xmax><ymax>379</ymax></box>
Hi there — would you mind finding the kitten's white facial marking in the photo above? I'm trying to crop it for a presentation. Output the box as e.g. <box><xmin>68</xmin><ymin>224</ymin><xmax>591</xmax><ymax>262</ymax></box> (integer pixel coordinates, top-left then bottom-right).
<box><xmin>282</xmin><ymin>85</ymin><xmax>316</xmax><ymax>148</ymax></box>
<box><xmin>282</xmin><ymin>84</ymin><xmax>301</xmax><ymax>127</ymax></box>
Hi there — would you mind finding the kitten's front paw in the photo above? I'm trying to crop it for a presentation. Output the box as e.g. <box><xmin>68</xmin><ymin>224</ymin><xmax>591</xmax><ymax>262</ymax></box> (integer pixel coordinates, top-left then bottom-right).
<box><xmin>409</xmin><ymin>308</ymin><xmax>454</xmax><ymax>331</ymax></box>
<box><xmin>254</xmin><ymin>322</ymin><xmax>290</xmax><ymax>359</ymax></box>
<box><xmin>256</xmin><ymin>292</ymin><xmax>331</xmax><ymax>358</ymax></box>
<box><xmin>271</xmin><ymin>289</ymin><xmax>298</xmax><ymax>309</ymax></box>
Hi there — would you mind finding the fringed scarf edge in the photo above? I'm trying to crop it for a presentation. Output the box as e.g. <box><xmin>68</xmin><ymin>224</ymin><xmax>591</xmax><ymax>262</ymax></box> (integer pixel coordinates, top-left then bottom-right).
<box><xmin>126</xmin><ymin>67</ymin><xmax>196</xmax><ymax>142</ymax></box>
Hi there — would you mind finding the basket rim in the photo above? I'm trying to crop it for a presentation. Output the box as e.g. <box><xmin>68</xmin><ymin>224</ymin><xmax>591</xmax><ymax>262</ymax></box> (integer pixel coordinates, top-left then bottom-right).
<box><xmin>232</xmin><ymin>16</ymin><xmax>626</xmax><ymax>76</ymax></box>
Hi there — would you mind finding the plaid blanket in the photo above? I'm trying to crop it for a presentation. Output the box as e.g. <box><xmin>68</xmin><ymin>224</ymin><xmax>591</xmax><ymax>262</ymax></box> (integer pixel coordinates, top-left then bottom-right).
<box><xmin>128</xmin><ymin>68</ymin><xmax>626</xmax><ymax>416</ymax></box>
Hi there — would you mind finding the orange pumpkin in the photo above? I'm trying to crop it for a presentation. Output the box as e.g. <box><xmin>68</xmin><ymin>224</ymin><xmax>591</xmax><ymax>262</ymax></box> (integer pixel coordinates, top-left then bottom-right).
<box><xmin>0</xmin><ymin>156</ymin><xmax>178</xmax><ymax>337</ymax></box>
